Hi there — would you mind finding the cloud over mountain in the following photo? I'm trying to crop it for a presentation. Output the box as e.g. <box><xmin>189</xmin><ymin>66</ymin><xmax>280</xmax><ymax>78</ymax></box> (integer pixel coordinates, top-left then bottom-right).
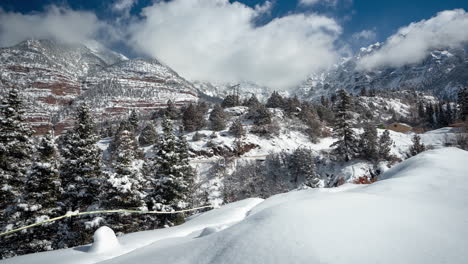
<box><xmin>358</xmin><ymin>9</ymin><xmax>468</xmax><ymax>70</ymax></box>
<box><xmin>127</xmin><ymin>0</ymin><xmax>342</xmax><ymax>88</ymax></box>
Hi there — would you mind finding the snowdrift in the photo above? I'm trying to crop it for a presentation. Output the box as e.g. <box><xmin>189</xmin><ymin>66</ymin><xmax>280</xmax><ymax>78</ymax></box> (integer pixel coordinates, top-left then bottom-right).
<box><xmin>3</xmin><ymin>148</ymin><xmax>468</xmax><ymax>264</ymax></box>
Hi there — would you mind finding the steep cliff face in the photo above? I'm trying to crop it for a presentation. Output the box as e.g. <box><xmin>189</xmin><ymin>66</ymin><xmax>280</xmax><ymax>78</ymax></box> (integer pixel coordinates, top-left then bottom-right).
<box><xmin>296</xmin><ymin>43</ymin><xmax>468</xmax><ymax>101</ymax></box>
<box><xmin>0</xmin><ymin>40</ymin><xmax>197</xmax><ymax>134</ymax></box>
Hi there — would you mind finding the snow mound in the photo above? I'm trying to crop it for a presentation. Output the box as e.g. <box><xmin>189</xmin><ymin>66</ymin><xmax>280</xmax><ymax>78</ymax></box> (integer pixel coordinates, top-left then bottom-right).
<box><xmin>88</xmin><ymin>226</ymin><xmax>120</xmax><ymax>254</ymax></box>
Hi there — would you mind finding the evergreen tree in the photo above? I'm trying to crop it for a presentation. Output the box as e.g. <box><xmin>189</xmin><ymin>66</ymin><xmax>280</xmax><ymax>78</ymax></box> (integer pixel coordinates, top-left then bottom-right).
<box><xmin>0</xmin><ymin>89</ymin><xmax>34</xmax><ymax>229</ymax></box>
<box><xmin>358</xmin><ymin>123</ymin><xmax>379</xmax><ymax>161</ymax></box>
<box><xmin>378</xmin><ymin>130</ymin><xmax>393</xmax><ymax>160</ymax></box>
<box><xmin>209</xmin><ymin>105</ymin><xmax>227</xmax><ymax>131</ymax></box>
<box><xmin>128</xmin><ymin>110</ymin><xmax>139</xmax><ymax>132</ymax></box>
<box><xmin>147</xmin><ymin>117</ymin><xmax>193</xmax><ymax>212</ymax></box>
<box><xmin>425</xmin><ymin>104</ymin><xmax>435</xmax><ymax>127</ymax></box>
<box><xmin>408</xmin><ymin>134</ymin><xmax>426</xmax><ymax>157</ymax></box>
<box><xmin>289</xmin><ymin>148</ymin><xmax>319</xmax><ymax>187</ymax></box>
<box><xmin>221</xmin><ymin>95</ymin><xmax>240</xmax><ymax>108</ymax></box>
<box><xmin>284</xmin><ymin>96</ymin><xmax>301</xmax><ymax>116</ymax></box>
<box><xmin>139</xmin><ymin>123</ymin><xmax>158</xmax><ymax>147</ymax></box>
<box><xmin>229</xmin><ymin>119</ymin><xmax>245</xmax><ymax>138</ymax></box>
<box><xmin>58</xmin><ymin>103</ymin><xmax>103</xmax><ymax>247</ymax></box>
<box><xmin>103</xmin><ymin>130</ymin><xmax>145</xmax><ymax>234</ymax></box>
<box><xmin>1</xmin><ymin>133</ymin><xmax>61</xmax><ymax>258</ymax></box>
<box><xmin>458</xmin><ymin>87</ymin><xmax>468</xmax><ymax>121</ymax></box>
<box><xmin>182</xmin><ymin>104</ymin><xmax>206</xmax><ymax>132</ymax></box>
<box><xmin>247</xmin><ymin>104</ymin><xmax>272</xmax><ymax>126</ymax></box>
<box><xmin>331</xmin><ymin>90</ymin><xmax>358</xmax><ymax>162</ymax></box>
<box><xmin>244</xmin><ymin>94</ymin><xmax>260</xmax><ymax>107</ymax></box>
<box><xmin>266</xmin><ymin>91</ymin><xmax>285</xmax><ymax>108</ymax></box>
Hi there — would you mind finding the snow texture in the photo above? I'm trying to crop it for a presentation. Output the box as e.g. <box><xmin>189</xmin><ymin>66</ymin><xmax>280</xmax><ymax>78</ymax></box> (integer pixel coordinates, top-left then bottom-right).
<box><xmin>3</xmin><ymin>147</ymin><xmax>468</xmax><ymax>264</ymax></box>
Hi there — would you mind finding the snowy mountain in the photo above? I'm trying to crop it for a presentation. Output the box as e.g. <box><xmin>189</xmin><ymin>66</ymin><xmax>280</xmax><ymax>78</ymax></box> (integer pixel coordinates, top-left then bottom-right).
<box><xmin>193</xmin><ymin>80</ymin><xmax>284</xmax><ymax>103</ymax></box>
<box><xmin>4</xmin><ymin>147</ymin><xmax>467</xmax><ymax>264</ymax></box>
<box><xmin>296</xmin><ymin>43</ymin><xmax>468</xmax><ymax>101</ymax></box>
<box><xmin>0</xmin><ymin>40</ymin><xmax>197</xmax><ymax>134</ymax></box>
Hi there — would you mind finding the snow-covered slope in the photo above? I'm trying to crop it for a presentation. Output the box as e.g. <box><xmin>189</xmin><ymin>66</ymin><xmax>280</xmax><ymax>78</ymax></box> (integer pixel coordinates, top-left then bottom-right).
<box><xmin>3</xmin><ymin>147</ymin><xmax>467</xmax><ymax>264</ymax></box>
<box><xmin>296</xmin><ymin>43</ymin><xmax>468</xmax><ymax>101</ymax></box>
<box><xmin>194</xmin><ymin>80</ymin><xmax>288</xmax><ymax>103</ymax></box>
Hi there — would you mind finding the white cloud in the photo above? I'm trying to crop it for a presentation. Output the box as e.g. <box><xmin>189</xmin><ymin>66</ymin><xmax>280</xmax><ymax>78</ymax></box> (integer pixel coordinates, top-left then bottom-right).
<box><xmin>358</xmin><ymin>9</ymin><xmax>468</xmax><ymax>70</ymax></box>
<box><xmin>111</xmin><ymin>0</ymin><xmax>137</xmax><ymax>20</ymax></box>
<box><xmin>299</xmin><ymin>0</ymin><xmax>338</xmax><ymax>7</ymax></box>
<box><xmin>128</xmin><ymin>0</ymin><xmax>342</xmax><ymax>88</ymax></box>
<box><xmin>352</xmin><ymin>29</ymin><xmax>376</xmax><ymax>42</ymax></box>
<box><xmin>0</xmin><ymin>5</ymin><xmax>111</xmax><ymax>47</ymax></box>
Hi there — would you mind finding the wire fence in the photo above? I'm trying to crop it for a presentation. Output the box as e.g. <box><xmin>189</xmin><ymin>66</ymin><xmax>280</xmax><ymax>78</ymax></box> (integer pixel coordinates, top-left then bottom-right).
<box><xmin>0</xmin><ymin>205</ymin><xmax>213</xmax><ymax>238</ymax></box>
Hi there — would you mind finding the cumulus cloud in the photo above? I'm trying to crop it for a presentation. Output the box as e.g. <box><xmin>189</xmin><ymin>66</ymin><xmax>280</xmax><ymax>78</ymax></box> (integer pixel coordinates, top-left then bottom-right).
<box><xmin>128</xmin><ymin>0</ymin><xmax>342</xmax><ymax>88</ymax></box>
<box><xmin>358</xmin><ymin>9</ymin><xmax>468</xmax><ymax>70</ymax></box>
<box><xmin>0</xmin><ymin>5</ymin><xmax>112</xmax><ymax>47</ymax></box>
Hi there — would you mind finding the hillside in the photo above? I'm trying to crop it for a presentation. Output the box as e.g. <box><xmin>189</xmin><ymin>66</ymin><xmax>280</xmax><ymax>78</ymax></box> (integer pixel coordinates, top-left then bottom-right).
<box><xmin>3</xmin><ymin>147</ymin><xmax>467</xmax><ymax>264</ymax></box>
<box><xmin>0</xmin><ymin>40</ymin><xmax>197</xmax><ymax>134</ymax></box>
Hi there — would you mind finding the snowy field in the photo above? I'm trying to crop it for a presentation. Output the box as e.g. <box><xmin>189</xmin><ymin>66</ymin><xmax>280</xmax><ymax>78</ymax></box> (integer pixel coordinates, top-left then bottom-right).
<box><xmin>3</xmin><ymin>147</ymin><xmax>468</xmax><ymax>264</ymax></box>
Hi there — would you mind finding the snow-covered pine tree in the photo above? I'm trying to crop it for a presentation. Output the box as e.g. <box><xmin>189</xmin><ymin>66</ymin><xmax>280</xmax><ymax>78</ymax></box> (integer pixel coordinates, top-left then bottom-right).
<box><xmin>289</xmin><ymin>148</ymin><xmax>319</xmax><ymax>188</ymax></box>
<box><xmin>0</xmin><ymin>89</ymin><xmax>34</xmax><ymax>232</ymax></box>
<box><xmin>266</xmin><ymin>91</ymin><xmax>285</xmax><ymax>108</ymax></box>
<box><xmin>182</xmin><ymin>104</ymin><xmax>206</xmax><ymax>132</ymax></box>
<box><xmin>221</xmin><ymin>95</ymin><xmax>240</xmax><ymax>108</ymax></box>
<box><xmin>229</xmin><ymin>119</ymin><xmax>245</xmax><ymax>138</ymax></box>
<box><xmin>358</xmin><ymin>123</ymin><xmax>379</xmax><ymax>161</ymax></box>
<box><xmin>408</xmin><ymin>134</ymin><xmax>426</xmax><ymax>157</ymax></box>
<box><xmin>103</xmin><ymin>130</ymin><xmax>145</xmax><ymax>234</ymax></box>
<box><xmin>378</xmin><ymin>130</ymin><xmax>393</xmax><ymax>160</ymax></box>
<box><xmin>128</xmin><ymin>110</ymin><xmax>139</xmax><ymax>132</ymax></box>
<box><xmin>139</xmin><ymin>122</ymin><xmax>158</xmax><ymax>147</ymax></box>
<box><xmin>2</xmin><ymin>133</ymin><xmax>62</xmax><ymax>258</ymax></box>
<box><xmin>209</xmin><ymin>104</ymin><xmax>227</xmax><ymax>131</ymax></box>
<box><xmin>244</xmin><ymin>94</ymin><xmax>260</xmax><ymax>107</ymax></box>
<box><xmin>148</xmin><ymin>117</ymin><xmax>193</xmax><ymax>213</ymax></box>
<box><xmin>331</xmin><ymin>90</ymin><xmax>358</xmax><ymax>162</ymax></box>
<box><xmin>58</xmin><ymin>103</ymin><xmax>103</xmax><ymax>247</ymax></box>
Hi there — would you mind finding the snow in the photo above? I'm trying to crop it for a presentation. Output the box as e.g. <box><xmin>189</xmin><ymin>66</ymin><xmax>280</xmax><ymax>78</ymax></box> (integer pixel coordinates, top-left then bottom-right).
<box><xmin>88</xmin><ymin>227</ymin><xmax>120</xmax><ymax>254</ymax></box>
<box><xmin>2</xmin><ymin>198</ymin><xmax>263</xmax><ymax>264</ymax></box>
<box><xmin>3</xmin><ymin>147</ymin><xmax>468</xmax><ymax>264</ymax></box>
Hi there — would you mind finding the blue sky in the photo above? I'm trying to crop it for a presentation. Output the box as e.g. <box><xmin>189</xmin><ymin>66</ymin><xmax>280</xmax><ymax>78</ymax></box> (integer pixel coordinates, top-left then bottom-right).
<box><xmin>1</xmin><ymin>0</ymin><xmax>468</xmax><ymax>87</ymax></box>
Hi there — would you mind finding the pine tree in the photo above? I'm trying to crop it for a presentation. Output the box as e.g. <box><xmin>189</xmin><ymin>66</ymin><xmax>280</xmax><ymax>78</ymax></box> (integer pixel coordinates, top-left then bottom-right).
<box><xmin>128</xmin><ymin>110</ymin><xmax>139</xmax><ymax>132</ymax></box>
<box><xmin>247</xmin><ymin>104</ymin><xmax>272</xmax><ymax>126</ymax></box>
<box><xmin>289</xmin><ymin>148</ymin><xmax>319</xmax><ymax>187</ymax></box>
<box><xmin>209</xmin><ymin>105</ymin><xmax>227</xmax><ymax>131</ymax></box>
<box><xmin>229</xmin><ymin>119</ymin><xmax>245</xmax><ymax>138</ymax></box>
<box><xmin>0</xmin><ymin>89</ymin><xmax>34</xmax><ymax>231</ymax></box>
<box><xmin>331</xmin><ymin>90</ymin><xmax>358</xmax><ymax>162</ymax></box>
<box><xmin>458</xmin><ymin>87</ymin><xmax>468</xmax><ymax>121</ymax></box>
<box><xmin>244</xmin><ymin>94</ymin><xmax>260</xmax><ymax>107</ymax></box>
<box><xmin>266</xmin><ymin>91</ymin><xmax>285</xmax><ymax>108</ymax></box>
<box><xmin>139</xmin><ymin>123</ymin><xmax>158</xmax><ymax>147</ymax></box>
<box><xmin>182</xmin><ymin>104</ymin><xmax>206</xmax><ymax>132</ymax></box>
<box><xmin>221</xmin><ymin>95</ymin><xmax>240</xmax><ymax>108</ymax></box>
<box><xmin>2</xmin><ymin>133</ymin><xmax>62</xmax><ymax>257</ymax></box>
<box><xmin>358</xmin><ymin>123</ymin><xmax>378</xmax><ymax>161</ymax></box>
<box><xmin>378</xmin><ymin>130</ymin><xmax>393</xmax><ymax>160</ymax></box>
<box><xmin>147</xmin><ymin>117</ymin><xmax>193</xmax><ymax>213</ymax></box>
<box><xmin>58</xmin><ymin>103</ymin><xmax>103</xmax><ymax>247</ymax></box>
<box><xmin>408</xmin><ymin>134</ymin><xmax>426</xmax><ymax>157</ymax></box>
<box><xmin>103</xmin><ymin>130</ymin><xmax>145</xmax><ymax>234</ymax></box>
